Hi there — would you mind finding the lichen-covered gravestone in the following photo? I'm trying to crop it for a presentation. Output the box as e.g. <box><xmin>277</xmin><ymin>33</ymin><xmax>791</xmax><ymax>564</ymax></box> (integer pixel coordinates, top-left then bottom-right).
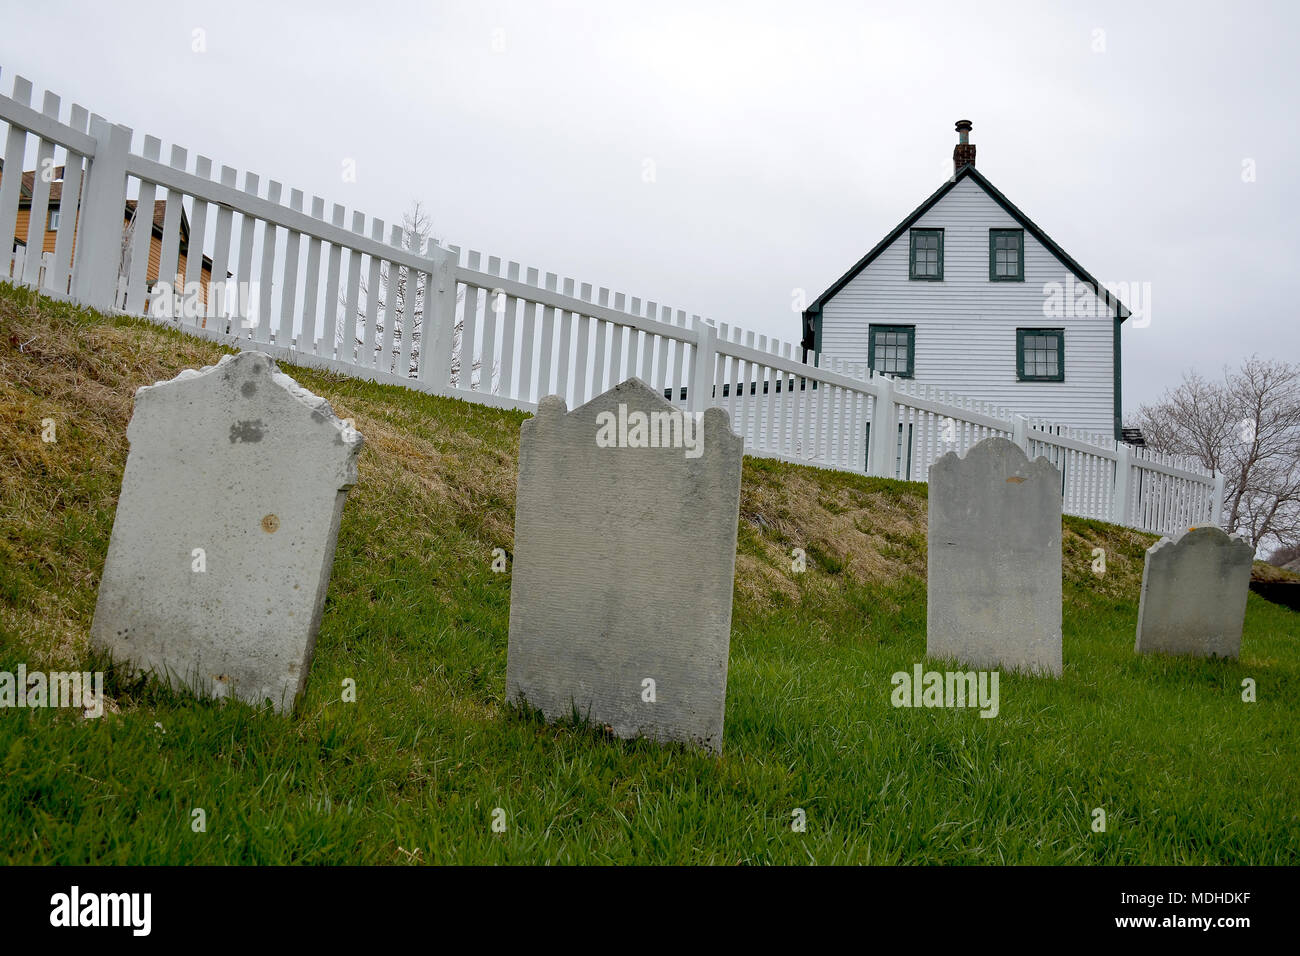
<box><xmin>506</xmin><ymin>377</ymin><xmax>743</xmax><ymax>752</ymax></box>
<box><xmin>927</xmin><ymin>437</ymin><xmax>1063</xmax><ymax>676</ymax></box>
<box><xmin>91</xmin><ymin>351</ymin><xmax>362</xmax><ymax>712</ymax></box>
<box><xmin>1135</xmin><ymin>526</ymin><xmax>1254</xmax><ymax>658</ymax></box>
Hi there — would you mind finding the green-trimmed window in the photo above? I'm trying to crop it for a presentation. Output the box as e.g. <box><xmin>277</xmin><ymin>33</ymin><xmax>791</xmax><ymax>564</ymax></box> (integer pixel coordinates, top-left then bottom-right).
<box><xmin>869</xmin><ymin>324</ymin><xmax>915</xmax><ymax>377</ymax></box>
<box><xmin>989</xmin><ymin>228</ymin><xmax>1023</xmax><ymax>281</ymax></box>
<box><xmin>1017</xmin><ymin>328</ymin><xmax>1064</xmax><ymax>382</ymax></box>
<box><xmin>908</xmin><ymin>229</ymin><xmax>943</xmax><ymax>280</ymax></box>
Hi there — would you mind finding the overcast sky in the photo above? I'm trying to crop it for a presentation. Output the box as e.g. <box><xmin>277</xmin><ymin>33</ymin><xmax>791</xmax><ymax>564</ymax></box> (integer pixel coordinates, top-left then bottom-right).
<box><xmin>4</xmin><ymin>0</ymin><xmax>1297</xmax><ymax>414</ymax></box>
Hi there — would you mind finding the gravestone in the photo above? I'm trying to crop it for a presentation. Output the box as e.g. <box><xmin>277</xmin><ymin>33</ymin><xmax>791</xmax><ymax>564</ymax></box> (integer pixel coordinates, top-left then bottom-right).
<box><xmin>1135</xmin><ymin>526</ymin><xmax>1254</xmax><ymax>658</ymax></box>
<box><xmin>927</xmin><ymin>437</ymin><xmax>1063</xmax><ymax>676</ymax></box>
<box><xmin>90</xmin><ymin>351</ymin><xmax>363</xmax><ymax>712</ymax></box>
<box><xmin>506</xmin><ymin>377</ymin><xmax>743</xmax><ymax>752</ymax></box>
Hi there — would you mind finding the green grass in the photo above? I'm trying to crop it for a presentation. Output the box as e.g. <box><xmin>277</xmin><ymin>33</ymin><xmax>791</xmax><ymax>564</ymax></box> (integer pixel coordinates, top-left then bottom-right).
<box><xmin>1</xmin><ymin>281</ymin><xmax>1297</xmax><ymax>864</ymax></box>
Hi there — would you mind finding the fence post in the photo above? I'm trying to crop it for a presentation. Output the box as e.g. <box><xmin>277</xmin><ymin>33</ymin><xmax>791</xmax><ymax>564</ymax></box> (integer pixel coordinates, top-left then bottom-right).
<box><xmin>867</xmin><ymin>374</ymin><xmax>896</xmax><ymax>477</ymax></box>
<box><xmin>688</xmin><ymin>317</ymin><xmax>716</xmax><ymax>414</ymax></box>
<box><xmin>419</xmin><ymin>243</ymin><xmax>457</xmax><ymax>392</ymax></box>
<box><xmin>1111</xmin><ymin>441</ymin><xmax>1132</xmax><ymax>526</ymax></box>
<box><xmin>70</xmin><ymin>118</ymin><xmax>131</xmax><ymax>312</ymax></box>
<box><xmin>1012</xmin><ymin>414</ymin><xmax>1030</xmax><ymax>456</ymax></box>
<box><xmin>1210</xmin><ymin>471</ymin><xmax>1226</xmax><ymax>526</ymax></box>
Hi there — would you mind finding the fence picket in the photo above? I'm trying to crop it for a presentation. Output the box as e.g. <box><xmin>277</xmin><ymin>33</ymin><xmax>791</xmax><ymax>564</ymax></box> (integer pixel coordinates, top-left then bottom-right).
<box><xmin>232</xmin><ymin>171</ymin><xmax>260</xmax><ymax>333</ymax></box>
<box><xmin>537</xmin><ymin>272</ymin><xmax>557</xmax><ymax>397</ymax></box>
<box><xmin>21</xmin><ymin>91</ymin><xmax>59</xmax><ymax>288</ymax></box>
<box><xmin>0</xmin><ymin>77</ymin><xmax>32</xmax><ymax>280</ymax></box>
<box><xmin>300</xmin><ymin>196</ymin><xmax>325</xmax><ymax>353</ymax></box>
<box><xmin>278</xmin><ymin>189</ymin><xmax>304</xmax><ymax>347</ymax></box>
<box><xmin>519</xmin><ymin>268</ymin><xmax>540</xmax><ymax>400</ymax></box>
<box><xmin>499</xmin><ymin>262</ymin><xmax>521</xmax><ymax>395</ymax></box>
<box><xmin>180</xmin><ymin>155</ymin><xmax>212</xmax><ymax>326</ymax></box>
<box><xmin>340</xmin><ymin>210</ymin><xmax>365</xmax><ymax>362</ymax></box>
<box><xmin>321</xmin><ymin>204</ymin><xmax>345</xmax><ymax>357</ymax></box>
<box><xmin>375</xmin><ymin>223</ymin><xmax>401</xmax><ymax>372</ymax></box>
<box><xmin>47</xmin><ymin>103</ymin><xmax>89</xmax><ymax>295</ymax></box>
<box><xmin>125</xmin><ymin>134</ymin><xmax>160</xmax><ymax>313</ymax></box>
<box><xmin>557</xmin><ymin>277</ymin><xmax>574</xmax><ymax>404</ymax></box>
<box><xmin>154</xmin><ymin>144</ymin><xmax>186</xmax><ymax>314</ymax></box>
<box><xmin>251</xmin><ymin>180</ymin><xmax>282</xmax><ymax>343</ymax></box>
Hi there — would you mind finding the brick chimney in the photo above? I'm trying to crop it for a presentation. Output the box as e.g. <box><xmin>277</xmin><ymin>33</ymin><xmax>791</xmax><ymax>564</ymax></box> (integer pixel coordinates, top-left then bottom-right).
<box><xmin>953</xmin><ymin>119</ymin><xmax>975</xmax><ymax>174</ymax></box>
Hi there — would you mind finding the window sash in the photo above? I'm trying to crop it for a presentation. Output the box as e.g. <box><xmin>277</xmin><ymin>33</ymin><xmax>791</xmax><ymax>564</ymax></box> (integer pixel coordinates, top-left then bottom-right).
<box><xmin>869</xmin><ymin>325</ymin><xmax>915</xmax><ymax>377</ymax></box>
<box><xmin>909</xmin><ymin>229</ymin><xmax>943</xmax><ymax>280</ymax></box>
<box><xmin>1017</xmin><ymin>328</ymin><xmax>1064</xmax><ymax>381</ymax></box>
<box><xmin>989</xmin><ymin>229</ymin><xmax>1024</xmax><ymax>281</ymax></box>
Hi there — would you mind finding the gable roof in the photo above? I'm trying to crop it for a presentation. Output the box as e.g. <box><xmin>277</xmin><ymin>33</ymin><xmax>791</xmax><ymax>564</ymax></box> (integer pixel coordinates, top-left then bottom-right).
<box><xmin>803</xmin><ymin>163</ymin><xmax>1131</xmax><ymax>345</ymax></box>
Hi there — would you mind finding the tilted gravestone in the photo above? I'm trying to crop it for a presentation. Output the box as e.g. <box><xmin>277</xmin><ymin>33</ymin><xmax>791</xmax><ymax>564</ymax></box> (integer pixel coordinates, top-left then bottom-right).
<box><xmin>927</xmin><ymin>436</ymin><xmax>1063</xmax><ymax>676</ymax></box>
<box><xmin>1135</xmin><ymin>526</ymin><xmax>1254</xmax><ymax>658</ymax></box>
<box><xmin>506</xmin><ymin>377</ymin><xmax>743</xmax><ymax>752</ymax></box>
<box><xmin>91</xmin><ymin>351</ymin><xmax>363</xmax><ymax>712</ymax></box>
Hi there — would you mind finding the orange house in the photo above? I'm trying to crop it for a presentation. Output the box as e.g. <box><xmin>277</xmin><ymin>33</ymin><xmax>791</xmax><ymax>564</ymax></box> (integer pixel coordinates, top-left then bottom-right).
<box><xmin>2</xmin><ymin>161</ymin><xmax>216</xmax><ymax>303</ymax></box>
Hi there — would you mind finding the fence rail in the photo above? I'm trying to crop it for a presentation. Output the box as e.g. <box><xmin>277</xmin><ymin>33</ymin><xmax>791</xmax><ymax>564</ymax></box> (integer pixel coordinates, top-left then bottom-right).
<box><xmin>0</xmin><ymin>67</ymin><xmax>1223</xmax><ymax>535</ymax></box>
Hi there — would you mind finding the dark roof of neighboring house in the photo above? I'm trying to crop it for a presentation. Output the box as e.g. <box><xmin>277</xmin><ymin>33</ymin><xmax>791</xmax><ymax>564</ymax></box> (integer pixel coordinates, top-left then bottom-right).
<box><xmin>802</xmin><ymin>163</ymin><xmax>1131</xmax><ymax>351</ymax></box>
<box><xmin>1</xmin><ymin>161</ymin><xmax>214</xmax><ymax>271</ymax></box>
<box><xmin>124</xmin><ymin>198</ymin><xmax>176</xmax><ymax>235</ymax></box>
<box><xmin>1120</xmin><ymin>426</ymin><xmax>1146</xmax><ymax>447</ymax></box>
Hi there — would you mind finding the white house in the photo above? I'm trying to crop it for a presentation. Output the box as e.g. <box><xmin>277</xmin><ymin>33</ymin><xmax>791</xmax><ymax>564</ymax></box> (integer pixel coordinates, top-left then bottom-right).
<box><xmin>801</xmin><ymin>120</ymin><xmax>1131</xmax><ymax>441</ymax></box>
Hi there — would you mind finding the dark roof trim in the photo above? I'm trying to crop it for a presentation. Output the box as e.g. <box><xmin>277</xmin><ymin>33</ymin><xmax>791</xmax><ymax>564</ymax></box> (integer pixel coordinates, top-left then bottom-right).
<box><xmin>803</xmin><ymin>164</ymin><xmax>1131</xmax><ymax>330</ymax></box>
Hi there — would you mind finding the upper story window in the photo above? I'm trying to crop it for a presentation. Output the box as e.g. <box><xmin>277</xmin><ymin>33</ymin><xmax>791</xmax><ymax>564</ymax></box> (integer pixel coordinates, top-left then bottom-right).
<box><xmin>869</xmin><ymin>324</ymin><xmax>915</xmax><ymax>378</ymax></box>
<box><xmin>990</xmin><ymin>228</ymin><xmax>1023</xmax><ymax>281</ymax></box>
<box><xmin>1017</xmin><ymin>328</ymin><xmax>1064</xmax><ymax>382</ymax></box>
<box><xmin>909</xmin><ymin>228</ymin><xmax>943</xmax><ymax>280</ymax></box>
<box><xmin>47</xmin><ymin>207</ymin><xmax>61</xmax><ymax>231</ymax></box>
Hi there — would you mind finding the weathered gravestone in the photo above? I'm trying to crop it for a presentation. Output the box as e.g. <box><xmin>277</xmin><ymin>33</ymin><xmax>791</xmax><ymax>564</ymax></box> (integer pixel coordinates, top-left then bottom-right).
<box><xmin>506</xmin><ymin>377</ymin><xmax>743</xmax><ymax>752</ymax></box>
<box><xmin>1135</xmin><ymin>526</ymin><xmax>1254</xmax><ymax>658</ymax></box>
<box><xmin>91</xmin><ymin>351</ymin><xmax>363</xmax><ymax>712</ymax></box>
<box><xmin>927</xmin><ymin>436</ymin><xmax>1063</xmax><ymax>676</ymax></box>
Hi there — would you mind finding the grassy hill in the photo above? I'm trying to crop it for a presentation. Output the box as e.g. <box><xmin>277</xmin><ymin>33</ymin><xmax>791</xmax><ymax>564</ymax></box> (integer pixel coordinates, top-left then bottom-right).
<box><xmin>1</xmin><ymin>281</ymin><xmax>1297</xmax><ymax>864</ymax></box>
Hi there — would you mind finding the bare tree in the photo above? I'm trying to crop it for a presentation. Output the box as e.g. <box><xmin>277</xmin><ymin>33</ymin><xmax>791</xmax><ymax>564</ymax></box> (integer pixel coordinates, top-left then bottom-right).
<box><xmin>1136</xmin><ymin>357</ymin><xmax>1300</xmax><ymax>552</ymax></box>
<box><xmin>348</xmin><ymin>200</ymin><xmax>481</xmax><ymax>388</ymax></box>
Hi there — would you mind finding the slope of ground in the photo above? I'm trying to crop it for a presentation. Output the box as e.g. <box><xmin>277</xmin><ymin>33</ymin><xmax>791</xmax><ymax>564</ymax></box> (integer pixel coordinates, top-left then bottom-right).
<box><xmin>1</xmin><ymin>282</ymin><xmax>1297</xmax><ymax>864</ymax></box>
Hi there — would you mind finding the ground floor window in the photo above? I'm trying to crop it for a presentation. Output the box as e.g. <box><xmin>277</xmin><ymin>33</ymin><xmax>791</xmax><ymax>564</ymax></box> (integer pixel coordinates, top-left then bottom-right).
<box><xmin>869</xmin><ymin>324</ymin><xmax>915</xmax><ymax>378</ymax></box>
<box><xmin>1017</xmin><ymin>328</ymin><xmax>1064</xmax><ymax>381</ymax></box>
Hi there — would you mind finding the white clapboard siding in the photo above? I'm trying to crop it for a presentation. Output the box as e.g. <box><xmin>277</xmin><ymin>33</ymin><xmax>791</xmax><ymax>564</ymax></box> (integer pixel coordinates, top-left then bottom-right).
<box><xmin>819</xmin><ymin>175</ymin><xmax>1117</xmax><ymax>435</ymax></box>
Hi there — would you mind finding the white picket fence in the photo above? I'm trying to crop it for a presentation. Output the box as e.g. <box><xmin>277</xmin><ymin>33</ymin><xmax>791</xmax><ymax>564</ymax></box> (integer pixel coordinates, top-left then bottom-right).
<box><xmin>0</xmin><ymin>68</ymin><xmax>1223</xmax><ymax>534</ymax></box>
